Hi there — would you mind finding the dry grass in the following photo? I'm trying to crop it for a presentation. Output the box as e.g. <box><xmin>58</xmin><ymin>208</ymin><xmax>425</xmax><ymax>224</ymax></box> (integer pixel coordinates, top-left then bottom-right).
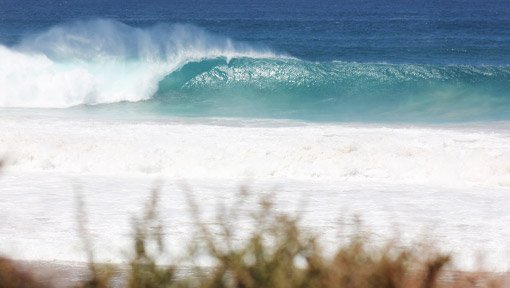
<box><xmin>0</xmin><ymin>257</ymin><xmax>50</xmax><ymax>288</ymax></box>
<box><xmin>74</xmin><ymin>187</ymin><xmax>507</xmax><ymax>288</ymax></box>
<box><xmin>0</xmin><ymin>165</ymin><xmax>507</xmax><ymax>287</ymax></box>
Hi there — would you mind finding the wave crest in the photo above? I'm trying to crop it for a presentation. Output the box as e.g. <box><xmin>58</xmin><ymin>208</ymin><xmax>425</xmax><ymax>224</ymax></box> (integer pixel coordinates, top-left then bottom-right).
<box><xmin>0</xmin><ymin>19</ymin><xmax>277</xmax><ymax>108</ymax></box>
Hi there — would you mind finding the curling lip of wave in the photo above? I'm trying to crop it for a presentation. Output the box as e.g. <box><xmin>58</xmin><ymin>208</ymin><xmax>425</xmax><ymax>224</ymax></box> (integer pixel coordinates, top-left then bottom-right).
<box><xmin>0</xmin><ymin>19</ymin><xmax>279</xmax><ymax>108</ymax></box>
<box><xmin>158</xmin><ymin>57</ymin><xmax>510</xmax><ymax>91</ymax></box>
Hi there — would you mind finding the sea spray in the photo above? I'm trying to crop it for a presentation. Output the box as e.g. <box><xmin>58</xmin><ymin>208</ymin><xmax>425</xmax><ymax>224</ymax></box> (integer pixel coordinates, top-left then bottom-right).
<box><xmin>0</xmin><ymin>19</ymin><xmax>276</xmax><ymax>108</ymax></box>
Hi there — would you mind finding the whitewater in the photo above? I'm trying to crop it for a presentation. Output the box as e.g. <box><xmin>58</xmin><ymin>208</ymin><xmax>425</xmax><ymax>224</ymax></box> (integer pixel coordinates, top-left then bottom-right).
<box><xmin>1</xmin><ymin>115</ymin><xmax>510</xmax><ymax>270</ymax></box>
<box><xmin>1</xmin><ymin>18</ymin><xmax>509</xmax><ymax>271</ymax></box>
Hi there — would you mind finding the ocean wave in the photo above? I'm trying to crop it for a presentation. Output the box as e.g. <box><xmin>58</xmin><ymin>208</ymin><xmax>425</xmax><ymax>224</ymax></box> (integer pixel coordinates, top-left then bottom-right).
<box><xmin>0</xmin><ymin>19</ymin><xmax>277</xmax><ymax>108</ymax></box>
<box><xmin>162</xmin><ymin>58</ymin><xmax>510</xmax><ymax>91</ymax></box>
<box><xmin>155</xmin><ymin>58</ymin><xmax>510</xmax><ymax>121</ymax></box>
<box><xmin>1</xmin><ymin>19</ymin><xmax>509</xmax><ymax>122</ymax></box>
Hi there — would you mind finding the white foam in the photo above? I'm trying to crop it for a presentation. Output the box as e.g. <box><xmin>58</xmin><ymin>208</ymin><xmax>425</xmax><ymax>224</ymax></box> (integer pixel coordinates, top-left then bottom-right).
<box><xmin>0</xmin><ymin>46</ymin><xmax>168</xmax><ymax>107</ymax></box>
<box><xmin>1</xmin><ymin>116</ymin><xmax>509</xmax><ymax>188</ymax></box>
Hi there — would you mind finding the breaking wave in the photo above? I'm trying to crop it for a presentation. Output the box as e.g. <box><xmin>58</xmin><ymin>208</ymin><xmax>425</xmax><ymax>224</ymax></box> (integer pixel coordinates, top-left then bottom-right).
<box><xmin>0</xmin><ymin>19</ymin><xmax>277</xmax><ymax>108</ymax></box>
<box><xmin>1</xmin><ymin>19</ymin><xmax>509</xmax><ymax>122</ymax></box>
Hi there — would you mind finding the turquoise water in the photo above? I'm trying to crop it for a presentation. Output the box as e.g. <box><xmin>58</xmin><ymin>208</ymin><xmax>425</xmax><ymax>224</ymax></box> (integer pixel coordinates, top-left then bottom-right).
<box><xmin>151</xmin><ymin>58</ymin><xmax>510</xmax><ymax>122</ymax></box>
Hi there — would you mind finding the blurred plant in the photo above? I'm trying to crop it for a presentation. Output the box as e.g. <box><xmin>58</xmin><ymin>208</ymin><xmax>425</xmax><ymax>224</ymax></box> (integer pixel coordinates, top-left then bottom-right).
<box><xmin>0</xmin><ymin>179</ymin><xmax>506</xmax><ymax>288</ymax></box>
<box><xmin>185</xmin><ymin>188</ymin><xmax>323</xmax><ymax>288</ymax></box>
<box><xmin>127</xmin><ymin>187</ymin><xmax>176</xmax><ymax>288</ymax></box>
<box><xmin>0</xmin><ymin>257</ymin><xmax>50</xmax><ymax>288</ymax></box>
<box><xmin>75</xmin><ymin>186</ymin><xmax>117</xmax><ymax>288</ymax></box>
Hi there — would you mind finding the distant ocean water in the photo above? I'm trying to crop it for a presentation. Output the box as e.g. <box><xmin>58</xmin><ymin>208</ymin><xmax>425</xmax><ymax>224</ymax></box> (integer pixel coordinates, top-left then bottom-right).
<box><xmin>1</xmin><ymin>0</ymin><xmax>509</xmax><ymax>123</ymax></box>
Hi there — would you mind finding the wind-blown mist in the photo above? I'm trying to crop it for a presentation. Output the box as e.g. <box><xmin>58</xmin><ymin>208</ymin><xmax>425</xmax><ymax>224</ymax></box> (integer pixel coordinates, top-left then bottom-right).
<box><xmin>0</xmin><ymin>19</ymin><xmax>276</xmax><ymax>108</ymax></box>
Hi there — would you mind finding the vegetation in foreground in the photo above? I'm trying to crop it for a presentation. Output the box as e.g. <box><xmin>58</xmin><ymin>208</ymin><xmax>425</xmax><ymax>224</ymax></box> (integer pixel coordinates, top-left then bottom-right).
<box><xmin>0</xmin><ymin>161</ymin><xmax>507</xmax><ymax>287</ymax></box>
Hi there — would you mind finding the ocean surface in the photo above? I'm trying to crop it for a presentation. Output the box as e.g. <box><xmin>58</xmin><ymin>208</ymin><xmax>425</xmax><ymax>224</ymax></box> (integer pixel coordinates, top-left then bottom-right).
<box><xmin>1</xmin><ymin>0</ymin><xmax>510</xmax><ymax>270</ymax></box>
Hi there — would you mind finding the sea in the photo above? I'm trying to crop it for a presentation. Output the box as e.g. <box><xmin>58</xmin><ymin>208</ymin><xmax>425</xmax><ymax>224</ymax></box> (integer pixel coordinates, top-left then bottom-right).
<box><xmin>0</xmin><ymin>0</ymin><xmax>509</xmax><ymax>270</ymax></box>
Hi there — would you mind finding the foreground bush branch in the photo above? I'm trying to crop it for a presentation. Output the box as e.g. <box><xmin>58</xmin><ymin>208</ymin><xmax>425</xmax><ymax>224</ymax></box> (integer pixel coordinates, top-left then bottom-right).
<box><xmin>0</xmin><ymin>185</ymin><xmax>508</xmax><ymax>288</ymax></box>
